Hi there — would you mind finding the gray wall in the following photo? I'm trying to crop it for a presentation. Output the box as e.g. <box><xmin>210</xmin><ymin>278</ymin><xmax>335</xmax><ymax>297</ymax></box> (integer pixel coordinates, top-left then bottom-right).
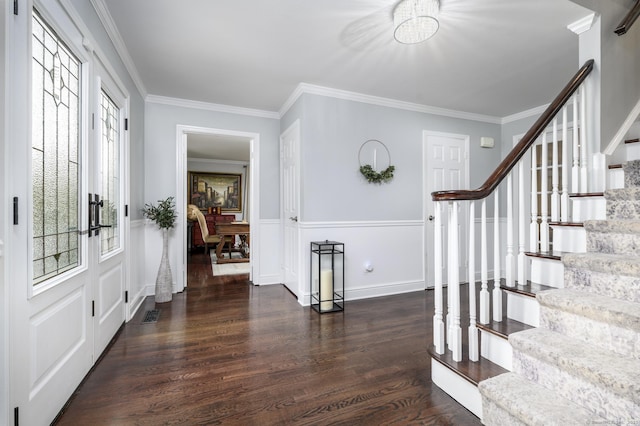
<box><xmin>283</xmin><ymin>93</ymin><xmax>503</xmax><ymax>222</ymax></box>
<box><xmin>145</xmin><ymin>103</ymin><xmax>280</xmax><ymax>219</ymax></box>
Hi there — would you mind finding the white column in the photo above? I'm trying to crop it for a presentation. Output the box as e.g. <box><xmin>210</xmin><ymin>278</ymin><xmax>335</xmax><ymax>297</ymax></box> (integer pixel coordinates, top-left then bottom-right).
<box><xmin>493</xmin><ymin>192</ymin><xmax>502</xmax><ymax>321</ymax></box>
<box><xmin>433</xmin><ymin>202</ymin><xmax>445</xmax><ymax>354</ymax></box>
<box><xmin>479</xmin><ymin>199</ymin><xmax>490</xmax><ymax>324</ymax></box>
<box><xmin>468</xmin><ymin>201</ymin><xmax>479</xmax><ymax>361</ymax></box>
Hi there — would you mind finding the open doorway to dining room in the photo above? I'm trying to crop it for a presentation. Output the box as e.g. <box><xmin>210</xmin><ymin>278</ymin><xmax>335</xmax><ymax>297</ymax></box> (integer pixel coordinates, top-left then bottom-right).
<box><xmin>176</xmin><ymin>126</ymin><xmax>260</xmax><ymax>286</ymax></box>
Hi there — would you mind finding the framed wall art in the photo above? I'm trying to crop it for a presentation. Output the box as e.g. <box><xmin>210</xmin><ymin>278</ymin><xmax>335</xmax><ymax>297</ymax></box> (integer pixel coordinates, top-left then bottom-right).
<box><xmin>188</xmin><ymin>171</ymin><xmax>242</xmax><ymax>213</ymax></box>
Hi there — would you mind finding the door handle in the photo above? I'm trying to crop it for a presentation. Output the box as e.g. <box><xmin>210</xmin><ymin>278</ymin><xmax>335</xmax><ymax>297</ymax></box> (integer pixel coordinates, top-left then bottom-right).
<box><xmin>289</xmin><ymin>216</ymin><xmax>298</xmax><ymax>222</ymax></box>
<box><xmin>428</xmin><ymin>215</ymin><xmax>435</xmax><ymax>221</ymax></box>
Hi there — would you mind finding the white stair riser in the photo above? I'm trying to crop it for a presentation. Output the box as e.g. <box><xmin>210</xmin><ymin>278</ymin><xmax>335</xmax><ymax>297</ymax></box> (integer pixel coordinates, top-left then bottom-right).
<box><xmin>480</xmin><ymin>329</ymin><xmax>513</xmax><ymax>370</ymax></box>
<box><xmin>512</xmin><ymin>351</ymin><xmax>640</xmax><ymax>421</ymax></box>
<box><xmin>530</xmin><ymin>258</ymin><xmax>564</xmax><ymax>288</ymax></box>
<box><xmin>549</xmin><ymin>226</ymin><xmax>586</xmax><ymax>253</ymax></box>
<box><xmin>608</xmin><ymin>168</ymin><xmax>625</xmax><ymax>190</ymax></box>
<box><xmin>572</xmin><ymin>197</ymin><xmax>606</xmax><ymax>222</ymax></box>
<box><xmin>626</xmin><ymin>143</ymin><xmax>640</xmax><ymax>162</ymax></box>
<box><xmin>506</xmin><ymin>292</ymin><xmax>539</xmax><ymax>327</ymax></box>
<box><xmin>431</xmin><ymin>359</ymin><xmax>483</xmax><ymax>419</ymax></box>
<box><xmin>540</xmin><ymin>306</ymin><xmax>640</xmax><ymax>360</ymax></box>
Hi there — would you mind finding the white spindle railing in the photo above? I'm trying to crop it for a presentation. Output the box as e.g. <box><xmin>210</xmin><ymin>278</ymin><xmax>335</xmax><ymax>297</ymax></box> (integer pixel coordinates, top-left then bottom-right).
<box><xmin>430</xmin><ymin>61</ymin><xmax>594</xmax><ymax>362</ymax></box>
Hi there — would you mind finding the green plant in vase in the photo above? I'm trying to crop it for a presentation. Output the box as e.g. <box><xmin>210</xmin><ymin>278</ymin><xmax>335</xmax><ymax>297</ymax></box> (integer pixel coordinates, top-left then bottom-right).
<box><xmin>143</xmin><ymin>197</ymin><xmax>177</xmax><ymax>303</ymax></box>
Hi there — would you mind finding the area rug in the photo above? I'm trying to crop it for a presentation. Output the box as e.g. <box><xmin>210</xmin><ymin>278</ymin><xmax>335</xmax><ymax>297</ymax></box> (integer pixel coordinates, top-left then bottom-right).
<box><xmin>210</xmin><ymin>250</ymin><xmax>250</xmax><ymax>276</ymax></box>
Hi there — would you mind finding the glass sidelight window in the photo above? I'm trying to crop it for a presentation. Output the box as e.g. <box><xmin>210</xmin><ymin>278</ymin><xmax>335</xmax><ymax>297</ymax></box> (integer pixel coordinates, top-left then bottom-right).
<box><xmin>31</xmin><ymin>11</ymin><xmax>81</xmax><ymax>285</ymax></box>
<box><xmin>99</xmin><ymin>91</ymin><xmax>121</xmax><ymax>255</ymax></box>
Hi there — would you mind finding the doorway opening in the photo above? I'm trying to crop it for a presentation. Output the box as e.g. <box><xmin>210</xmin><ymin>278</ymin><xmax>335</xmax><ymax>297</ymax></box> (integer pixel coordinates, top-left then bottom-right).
<box><xmin>176</xmin><ymin>126</ymin><xmax>260</xmax><ymax>288</ymax></box>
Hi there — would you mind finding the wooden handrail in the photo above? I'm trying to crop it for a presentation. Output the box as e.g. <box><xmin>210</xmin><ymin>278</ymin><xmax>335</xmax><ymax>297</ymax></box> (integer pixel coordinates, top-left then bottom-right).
<box><xmin>432</xmin><ymin>59</ymin><xmax>594</xmax><ymax>202</ymax></box>
<box><xmin>615</xmin><ymin>0</ymin><xmax>640</xmax><ymax>35</ymax></box>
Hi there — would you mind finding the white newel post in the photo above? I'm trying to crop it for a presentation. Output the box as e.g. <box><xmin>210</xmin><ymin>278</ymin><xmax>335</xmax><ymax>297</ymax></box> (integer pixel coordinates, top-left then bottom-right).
<box><xmin>433</xmin><ymin>202</ymin><xmax>445</xmax><ymax>354</ymax></box>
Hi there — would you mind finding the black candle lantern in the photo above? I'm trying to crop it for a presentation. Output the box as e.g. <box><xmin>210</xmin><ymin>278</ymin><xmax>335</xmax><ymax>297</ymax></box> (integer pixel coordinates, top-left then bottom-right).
<box><xmin>310</xmin><ymin>240</ymin><xmax>344</xmax><ymax>313</ymax></box>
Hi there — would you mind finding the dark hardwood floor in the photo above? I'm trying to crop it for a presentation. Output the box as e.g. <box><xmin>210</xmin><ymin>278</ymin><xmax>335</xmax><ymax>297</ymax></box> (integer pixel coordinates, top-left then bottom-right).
<box><xmin>54</xmin><ymin>251</ymin><xmax>480</xmax><ymax>425</ymax></box>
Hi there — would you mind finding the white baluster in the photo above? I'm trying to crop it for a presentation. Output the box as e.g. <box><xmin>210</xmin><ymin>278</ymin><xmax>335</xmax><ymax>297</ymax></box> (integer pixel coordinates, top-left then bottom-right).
<box><xmin>518</xmin><ymin>158</ymin><xmax>527</xmax><ymax>285</ymax></box>
<box><xmin>580</xmin><ymin>86</ymin><xmax>588</xmax><ymax>192</ymax></box>
<box><xmin>506</xmin><ymin>172</ymin><xmax>515</xmax><ymax>287</ymax></box>
<box><xmin>433</xmin><ymin>202</ymin><xmax>445</xmax><ymax>354</ymax></box>
<box><xmin>572</xmin><ymin>93</ymin><xmax>580</xmax><ymax>194</ymax></box>
<box><xmin>446</xmin><ymin>203</ymin><xmax>452</xmax><ymax>351</ymax></box>
<box><xmin>479</xmin><ymin>199</ymin><xmax>490</xmax><ymax>324</ymax></box>
<box><xmin>449</xmin><ymin>201</ymin><xmax>462</xmax><ymax>362</ymax></box>
<box><xmin>493</xmin><ymin>192</ymin><xmax>502</xmax><ymax>321</ymax></box>
<box><xmin>551</xmin><ymin>118</ymin><xmax>560</xmax><ymax>223</ymax></box>
<box><xmin>561</xmin><ymin>105</ymin><xmax>569</xmax><ymax>222</ymax></box>
<box><xmin>530</xmin><ymin>145</ymin><xmax>539</xmax><ymax>252</ymax></box>
<box><xmin>468</xmin><ymin>201</ymin><xmax>479</xmax><ymax>361</ymax></box>
<box><xmin>540</xmin><ymin>132</ymin><xmax>549</xmax><ymax>252</ymax></box>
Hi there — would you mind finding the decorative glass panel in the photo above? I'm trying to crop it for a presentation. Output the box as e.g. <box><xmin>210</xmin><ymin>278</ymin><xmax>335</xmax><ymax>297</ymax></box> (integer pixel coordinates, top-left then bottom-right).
<box><xmin>100</xmin><ymin>91</ymin><xmax>120</xmax><ymax>255</ymax></box>
<box><xmin>32</xmin><ymin>11</ymin><xmax>81</xmax><ymax>285</ymax></box>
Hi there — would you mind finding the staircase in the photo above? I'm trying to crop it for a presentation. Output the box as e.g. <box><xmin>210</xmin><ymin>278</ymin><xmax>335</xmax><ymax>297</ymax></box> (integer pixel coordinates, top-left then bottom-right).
<box><xmin>479</xmin><ymin>158</ymin><xmax>640</xmax><ymax>424</ymax></box>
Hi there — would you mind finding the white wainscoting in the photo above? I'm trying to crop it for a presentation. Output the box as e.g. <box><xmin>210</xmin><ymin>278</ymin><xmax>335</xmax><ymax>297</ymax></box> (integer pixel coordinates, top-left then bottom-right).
<box><xmin>298</xmin><ymin>220</ymin><xmax>425</xmax><ymax>305</ymax></box>
<box><xmin>128</xmin><ymin>220</ymin><xmax>146</xmax><ymax>320</ymax></box>
<box><xmin>255</xmin><ymin>219</ymin><xmax>281</xmax><ymax>285</ymax></box>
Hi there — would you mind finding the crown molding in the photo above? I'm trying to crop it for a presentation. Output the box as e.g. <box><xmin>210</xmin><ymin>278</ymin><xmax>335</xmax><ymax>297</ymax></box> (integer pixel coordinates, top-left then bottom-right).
<box><xmin>146</xmin><ymin>94</ymin><xmax>280</xmax><ymax>120</ymax></box>
<box><xmin>280</xmin><ymin>83</ymin><xmax>502</xmax><ymax>124</ymax></box>
<box><xmin>501</xmin><ymin>103</ymin><xmax>550</xmax><ymax>125</ymax></box>
<box><xmin>567</xmin><ymin>13</ymin><xmax>597</xmax><ymax>35</ymax></box>
<box><xmin>90</xmin><ymin>0</ymin><xmax>147</xmax><ymax>98</ymax></box>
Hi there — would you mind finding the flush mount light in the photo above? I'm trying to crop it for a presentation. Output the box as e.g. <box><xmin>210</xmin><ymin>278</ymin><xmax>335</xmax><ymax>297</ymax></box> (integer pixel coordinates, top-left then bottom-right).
<box><xmin>393</xmin><ymin>0</ymin><xmax>440</xmax><ymax>44</ymax></box>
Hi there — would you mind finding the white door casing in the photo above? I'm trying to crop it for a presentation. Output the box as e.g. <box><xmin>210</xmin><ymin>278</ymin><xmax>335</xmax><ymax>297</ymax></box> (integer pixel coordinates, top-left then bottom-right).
<box><xmin>424</xmin><ymin>131</ymin><xmax>470</xmax><ymax>288</ymax></box>
<box><xmin>280</xmin><ymin>120</ymin><xmax>301</xmax><ymax>299</ymax></box>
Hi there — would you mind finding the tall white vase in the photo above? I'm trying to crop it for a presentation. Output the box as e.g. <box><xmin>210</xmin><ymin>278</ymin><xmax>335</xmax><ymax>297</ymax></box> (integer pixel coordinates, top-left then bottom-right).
<box><xmin>155</xmin><ymin>229</ymin><xmax>173</xmax><ymax>303</ymax></box>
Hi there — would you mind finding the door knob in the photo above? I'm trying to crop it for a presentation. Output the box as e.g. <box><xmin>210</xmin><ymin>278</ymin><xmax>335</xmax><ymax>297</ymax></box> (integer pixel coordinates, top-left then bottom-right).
<box><xmin>428</xmin><ymin>215</ymin><xmax>434</xmax><ymax>221</ymax></box>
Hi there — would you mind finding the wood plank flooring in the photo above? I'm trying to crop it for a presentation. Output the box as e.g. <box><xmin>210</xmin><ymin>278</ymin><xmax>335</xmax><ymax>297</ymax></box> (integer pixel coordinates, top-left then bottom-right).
<box><xmin>54</xmin><ymin>252</ymin><xmax>480</xmax><ymax>425</ymax></box>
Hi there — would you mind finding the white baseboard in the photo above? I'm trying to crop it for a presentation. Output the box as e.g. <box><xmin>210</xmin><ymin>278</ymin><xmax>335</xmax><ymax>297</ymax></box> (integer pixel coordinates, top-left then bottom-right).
<box><xmin>298</xmin><ymin>279</ymin><xmax>425</xmax><ymax>306</ymax></box>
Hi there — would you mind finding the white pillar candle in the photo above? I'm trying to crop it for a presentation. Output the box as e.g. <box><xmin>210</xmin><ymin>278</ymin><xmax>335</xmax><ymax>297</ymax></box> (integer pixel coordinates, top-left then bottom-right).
<box><xmin>320</xmin><ymin>269</ymin><xmax>333</xmax><ymax>311</ymax></box>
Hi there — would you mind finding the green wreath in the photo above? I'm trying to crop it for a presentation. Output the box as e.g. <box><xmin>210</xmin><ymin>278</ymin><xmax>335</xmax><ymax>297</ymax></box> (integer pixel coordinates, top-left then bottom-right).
<box><xmin>359</xmin><ymin>164</ymin><xmax>395</xmax><ymax>184</ymax></box>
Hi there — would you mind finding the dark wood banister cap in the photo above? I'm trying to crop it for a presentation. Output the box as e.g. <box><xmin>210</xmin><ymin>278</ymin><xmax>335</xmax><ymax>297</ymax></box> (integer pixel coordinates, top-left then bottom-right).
<box><xmin>432</xmin><ymin>59</ymin><xmax>594</xmax><ymax>202</ymax></box>
<box><xmin>615</xmin><ymin>0</ymin><xmax>640</xmax><ymax>35</ymax></box>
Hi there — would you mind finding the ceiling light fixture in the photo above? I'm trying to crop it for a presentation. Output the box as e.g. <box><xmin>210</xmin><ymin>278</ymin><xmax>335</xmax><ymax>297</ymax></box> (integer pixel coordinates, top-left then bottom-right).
<box><xmin>393</xmin><ymin>0</ymin><xmax>440</xmax><ymax>44</ymax></box>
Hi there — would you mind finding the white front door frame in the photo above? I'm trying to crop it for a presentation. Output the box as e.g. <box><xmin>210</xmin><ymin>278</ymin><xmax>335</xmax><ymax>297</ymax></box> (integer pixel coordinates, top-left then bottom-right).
<box><xmin>176</xmin><ymin>125</ymin><xmax>260</xmax><ymax>287</ymax></box>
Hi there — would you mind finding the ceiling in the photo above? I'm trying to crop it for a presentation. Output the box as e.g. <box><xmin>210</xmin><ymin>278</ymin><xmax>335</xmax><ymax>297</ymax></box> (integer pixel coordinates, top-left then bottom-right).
<box><xmin>100</xmin><ymin>0</ymin><xmax>593</xmax><ymax>120</ymax></box>
<box><xmin>186</xmin><ymin>133</ymin><xmax>250</xmax><ymax>161</ymax></box>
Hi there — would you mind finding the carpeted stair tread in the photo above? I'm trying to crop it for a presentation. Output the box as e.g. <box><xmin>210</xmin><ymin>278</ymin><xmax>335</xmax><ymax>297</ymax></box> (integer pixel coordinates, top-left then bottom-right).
<box><xmin>509</xmin><ymin>328</ymin><xmax>640</xmax><ymax>403</ymax></box>
<box><xmin>537</xmin><ymin>289</ymin><xmax>640</xmax><ymax>332</ymax></box>
<box><xmin>479</xmin><ymin>373</ymin><xmax>599</xmax><ymax>426</ymax></box>
<box><xmin>584</xmin><ymin>219</ymin><xmax>640</xmax><ymax>233</ymax></box>
<box><xmin>605</xmin><ymin>187</ymin><xmax>640</xmax><ymax>200</ymax></box>
<box><xmin>563</xmin><ymin>252</ymin><xmax>640</xmax><ymax>277</ymax></box>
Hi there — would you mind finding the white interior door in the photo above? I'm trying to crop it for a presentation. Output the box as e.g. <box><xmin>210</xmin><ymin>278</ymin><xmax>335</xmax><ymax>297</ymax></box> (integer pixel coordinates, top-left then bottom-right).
<box><xmin>9</xmin><ymin>10</ymin><xmax>127</xmax><ymax>424</ymax></box>
<box><xmin>424</xmin><ymin>131</ymin><xmax>470</xmax><ymax>288</ymax></box>
<box><xmin>281</xmin><ymin>120</ymin><xmax>300</xmax><ymax>298</ymax></box>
